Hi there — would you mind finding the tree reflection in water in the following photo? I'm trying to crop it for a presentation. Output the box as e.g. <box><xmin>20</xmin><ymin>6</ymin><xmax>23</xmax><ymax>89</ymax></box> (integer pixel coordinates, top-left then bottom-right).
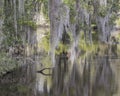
<box><xmin>0</xmin><ymin>54</ymin><xmax>119</xmax><ymax>96</ymax></box>
<box><xmin>38</xmin><ymin>54</ymin><xmax>118</xmax><ymax>96</ymax></box>
<box><xmin>92</xmin><ymin>56</ymin><xmax>117</xmax><ymax>96</ymax></box>
<box><xmin>0</xmin><ymin>62</ymin><xmax>36</xmax><ymax>96</ymax></box>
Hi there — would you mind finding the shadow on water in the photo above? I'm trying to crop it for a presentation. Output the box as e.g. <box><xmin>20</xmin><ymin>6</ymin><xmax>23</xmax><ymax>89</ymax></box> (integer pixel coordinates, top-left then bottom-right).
<box><xmin>0</xmin><ymin>52</ymin><xmax>120</xmax><ymax>96</ymax></box>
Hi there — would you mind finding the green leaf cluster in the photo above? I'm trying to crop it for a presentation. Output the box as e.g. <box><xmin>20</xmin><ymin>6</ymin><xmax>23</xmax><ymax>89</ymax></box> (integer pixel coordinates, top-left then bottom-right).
<box><xmin>18</xmin><ymin>19</ymin><xmax>37</xmax><ymax>29</ymax></box>
<box><xmin>98</xmin><ymin>6</ymin><xmax>107</xmax><ymax>17</ymax></box>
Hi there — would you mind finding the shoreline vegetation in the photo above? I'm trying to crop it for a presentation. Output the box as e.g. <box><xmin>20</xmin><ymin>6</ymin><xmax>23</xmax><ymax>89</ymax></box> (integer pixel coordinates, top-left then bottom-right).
<box><xmin>0</xmin><ymin>0</ymin><xmax>120</xmax><ymax>77</ymax></box>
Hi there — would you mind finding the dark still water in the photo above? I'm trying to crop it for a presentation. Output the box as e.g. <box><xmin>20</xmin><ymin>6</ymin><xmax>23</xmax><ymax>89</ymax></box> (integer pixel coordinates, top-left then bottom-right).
<box><xmin>0</xmin><ymin>54</ymin><xmax>120</xmax><ymax>96</ymax></box>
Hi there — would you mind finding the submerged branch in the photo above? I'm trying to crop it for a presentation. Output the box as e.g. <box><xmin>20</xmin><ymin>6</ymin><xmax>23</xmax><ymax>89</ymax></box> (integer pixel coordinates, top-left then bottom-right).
<box><xmin>37</xmin><ymin>68</ymin><xmax>52</xmax><ymax>76</ymax></box>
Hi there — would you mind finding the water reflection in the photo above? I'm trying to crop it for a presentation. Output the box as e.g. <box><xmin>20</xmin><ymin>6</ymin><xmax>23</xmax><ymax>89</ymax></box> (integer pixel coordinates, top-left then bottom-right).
<box><xmin>92</xmin><ymin>56</ymin><xmax>117</xmax><ymax>96</ymax></box>
<box><xmin>36</xmin><ymin>54</ymin><xmax>118</xmax><ymax>96</ymax></box>
<box><xmin>0</xmin><ymin>62</ymin><xmax>36</xmax><ymax>96</ymax></box>
<box><xmin>0</xmin><ymin>54</ymin><xmax>119</xmax><ymax>96</ymax></box>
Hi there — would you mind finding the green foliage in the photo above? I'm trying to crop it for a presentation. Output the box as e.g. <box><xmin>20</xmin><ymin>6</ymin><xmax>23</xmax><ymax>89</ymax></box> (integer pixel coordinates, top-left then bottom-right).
<box><xmin>0</xmin><ymin>8</ymin><xmax>3</xmax><ymax>18</ymax></box>
<box><xmin>2</xmin><ymin>20</ymin><xmax>23</xmax><ymax>47</ymax></box>
<box><xmin>2</xmin><ymin>0</ymin><xmax>120</xmax><ymax>55</ymax></box>
<box><xmin>24</xmin><ymin>0</ymin><xmax>35</xmax><ymax>18</ymax></box>
<box><xmin>2</xmin><ymin>20</ymin><xmax>16</xmax><ymax>46</ymax></box>
<box><xmin>17</xmin><ymin>84</ymin><xmax>29</xmax><ymax>93</ymax></box>
<box><xmin>40</xmin><ymin>32</ymin><xmax>50</xmax><ymax>52</ymax></box>
<box><xmin>92</xmin><ymin>31</ymin><xmax>99</xmax><ymax>43</ymax></box>
<box><xmin>2</xmin><ymin>0</ymin><xmax>38</xmax><ymax>47</ymax></box>
<box><xmin>69</xmin><ymin>6</ymin><xmax>76</xmax><ymax>24</ymax></box>
<box><xmin>41</xmin><ymin>56</ymin><xmax>52</xmax><ymax>67</ymax></box>
<box><xmin>81</xmin><ymin>0</ymin><xmax>94</xmax><ymax>14</ymax></box>
<box><xmin>109</xmin><ymin>13</ymin><xmax>117</xmax><ymax>26</ymax></box>
<box><xmin>0</xmin><ymin>52</ymin><xmax>18</xmax><ymax>76</ymax></box>
<box><xmin>78</xmin><ymin>31</ymin><xmax>98</xmax><ymax>52</ymax></box>
<box><xmin>41</xmin><ymin>0</ymin><xmax>49</xmax><ymax>19</ymax></box>
<box><xmin>111</xmin><ymin>0</ymin><xmax>120</xmax><ymax>13</ymax></box>
<box><xmin>63</xmin><ymin>0</ymin><xmax>76</xmax><ymax>24</ymax></box>
<box><xmin>79</xmin><ymin>39</ymin><xmax>98</xmax><ymax>53</ymax></box>
<box><xmin>18</xmin><ymin>19</ymin><xmax>37</xmax><ymax>29</ymax></box>
<box><xmin>116</xmin><ymin>18</ymin><xmax>120</xmax><ymax>26</ymax></box>
<box><xmin>39</xmin><ymin>31</ymin><xmax>71</xmax><ymax>54</ymax></box>
<box><xmin>2</xmin><ymin>0</ymin><xmax>15</xmax><ymax>46</ymax></box>
<box><xmin>98</xmin><ymin>6</ymin><xmax>107</xmax><ymax>17</ymax></box>
<box><xmin>55</xmin><ymin>42</ymin><xmax>69</xmax><ymax>55</ymax></box>
<box><xmin>63</xmin><ymin>0</ymin><xmax>69</xmax><ymax>4</ymax></box>
<box><xmin>0</xmin><ymin>0</ymin><xmax>5</xmax><ymax>19</ymax></box>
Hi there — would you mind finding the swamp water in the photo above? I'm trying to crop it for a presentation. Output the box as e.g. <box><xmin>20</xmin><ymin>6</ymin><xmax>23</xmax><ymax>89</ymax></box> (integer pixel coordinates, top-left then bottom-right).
<box><xmin>0</xmin><ymin>52</ymin><xmax>120</xmax><ymax>96</ymax></box>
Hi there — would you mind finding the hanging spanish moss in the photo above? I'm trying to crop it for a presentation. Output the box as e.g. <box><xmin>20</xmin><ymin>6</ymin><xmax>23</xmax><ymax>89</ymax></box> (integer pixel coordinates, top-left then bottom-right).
<box><xmin>0</xmin><ymin>0</ymin><xmax>120</xmax><ymax>96</ymax></box>
<box><xmin>49</xmin><ymin>0</ymin><xmax>70</xmax><ymax>66</ymax></box>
